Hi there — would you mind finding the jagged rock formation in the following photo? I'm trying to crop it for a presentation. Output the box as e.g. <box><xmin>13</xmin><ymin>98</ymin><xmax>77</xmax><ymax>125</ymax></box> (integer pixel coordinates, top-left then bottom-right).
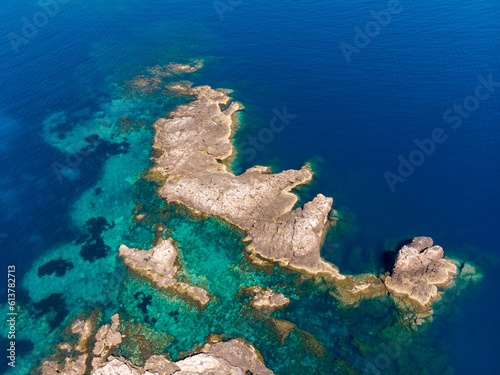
<box><xmin>383</xmin><ymin>237</ymin><xmax>463</xmax><ymax>325</ymax></box>
<box><xmin>384</xmin><ymin>237</ymin><xmax>457</xmax><ymax>305</ymax></box>
<box><xmin>41</xmin><ymin>312</ymin><xmax>274</xmax><ymax>375</ymax></box>
<box><xmin>40</xmin><ymin>312</ymin><xmax>101</xmax><ymax>375</ymax></box>
<box><xmin>146</xmin><ymin>84</ymin><xmax>482</xmax><ymax>319</ymax></box>
<box><xmin>148</xmin><ymin>84</ymin><xmax>341</xmax><ymax>279</ymax></box>
<box><xmin>94</xmin><ymin>335</ymin><xmax>275</xmax><ymax>375</ymax></box>
<box><xmin>240</xmin><ymin>286</ymin><xmax>290</xmax><ymax>313</ymax></box>
<box><xmin>91</xmin><ymin>314</ymin><xmax>124</xmax><ymax>370</ymax></box>
<box><xmin>119</xmin><ymin>238</ymin><xmax>210</xmax><ymax>308</ymax></box>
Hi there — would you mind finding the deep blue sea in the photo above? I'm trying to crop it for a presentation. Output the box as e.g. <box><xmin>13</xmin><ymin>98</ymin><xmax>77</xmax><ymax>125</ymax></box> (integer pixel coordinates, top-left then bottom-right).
<box><xmin>1</xmin><ymin>0</ymin><xmax>499</xmax><ymax>373</ymax></box>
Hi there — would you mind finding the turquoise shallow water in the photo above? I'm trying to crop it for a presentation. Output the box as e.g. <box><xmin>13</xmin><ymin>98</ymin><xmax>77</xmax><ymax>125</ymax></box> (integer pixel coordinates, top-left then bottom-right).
<box><xmin>1</xmin><ymin>0</ymin><xmax>499</xmax><ymax>373</ymax></box>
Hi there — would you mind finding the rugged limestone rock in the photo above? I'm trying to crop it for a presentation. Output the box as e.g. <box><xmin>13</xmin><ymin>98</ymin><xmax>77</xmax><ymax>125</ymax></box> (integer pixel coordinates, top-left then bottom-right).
<box><xmin>384</xmin><ymin>237</ymin><xmax>459</xmax><ymax>323</ymax></box>
<box><xmin>143</xmin><ymin>355</ymin><xmax>181</xmax><ymax>374</ymax></box>
<box><xmin>119</xmin><ymin>238</ymin><xmax>210</xmax><ymax>308</ymax></box>
<box><xmin>41</xmin><ymin>354</ymin><xmax>88</xmax><ymax>375</ymax></box>
<box><xmin>240</xmin><ymin>285</ymin><xmax>290</xmax><ymax>313</ymax></box>
<box><xmin>142</xmin><ymin>83</ymin><xmax>481</xmax><ymax>327</ymax></box>
<box><xmin>195</xmin><ymin>337</ymin><xmax>274</xmax><ymax>375</ymax></box>
<box><xmin>70</xmin><ymin>314</ymin><xmax>97</xmax><ymax>353</ymax></box>
<box><xmin>91</xmin><ymin>314</ymin><xmax>124</xmax><ymax>370</ymax></box>
<box><xmin>149</xmin><ymin>84</ymin><xmax>341</xmax><ymax>279</ymax></box>
<box><xmin>93</xmin><ymin>357</ymin><xmax>154</xmax><ymax>375</ymax></box>
<box><xmin>40</xmin><ymin>312</ymin><xmax>100</xmax><ymax>375</ymax></box>
<box><xmin>91</xmin><ymin>336</ymin><xmax>274</xmax><ymax>375</ymax></box>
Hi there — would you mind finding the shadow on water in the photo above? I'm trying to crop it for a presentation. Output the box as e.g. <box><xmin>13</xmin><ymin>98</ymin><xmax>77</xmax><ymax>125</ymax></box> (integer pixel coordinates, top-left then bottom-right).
<box><xmin>380</xmin><ymin>238</ymin><xmax>414</xmax><ymax>272</ymax></box>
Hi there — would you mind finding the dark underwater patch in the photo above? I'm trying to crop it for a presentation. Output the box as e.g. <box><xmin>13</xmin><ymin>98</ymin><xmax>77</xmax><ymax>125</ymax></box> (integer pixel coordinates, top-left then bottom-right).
<box><xmin>78</xmin><ymin>216</ymin><xmax>114</xmax><ymax>262</ymax></box>
<box><xmin>134</xmin><ymin>291</ymin><xmax>153</xmax><ymax>315</ymax></box>
<box><xmin>38</xmin><ymin>258</ymin><xmax>74</xmax><ymax>277</ymax></box>
<box><xmin>33</xmin><ymin>293</ymin><xmax>69</xmax><ymax>330</ymax></box>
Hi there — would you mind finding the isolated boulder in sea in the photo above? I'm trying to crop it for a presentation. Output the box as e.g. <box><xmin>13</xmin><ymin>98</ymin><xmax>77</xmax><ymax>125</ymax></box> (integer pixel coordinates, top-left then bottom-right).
<box><xmin>384</xmin><ymin>237</ymin><xmax>458</xmax><ymax>324</ymax></box>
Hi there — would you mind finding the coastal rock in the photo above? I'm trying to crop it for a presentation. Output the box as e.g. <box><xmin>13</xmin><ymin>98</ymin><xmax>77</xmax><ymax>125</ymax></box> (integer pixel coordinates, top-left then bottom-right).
<box><xmin>70</xmin><ymin>313</ymin><xmax>98</xmax><ymax>353</ymax></box>
<box><xmin>143</xmin><ymin>355</ymin><xmax>182</xmax><ymax>374</ymax></box>
<box><xmin>40</xmin><ymin>312</ymin><xmax>100</xmax><ymax>375</ymax></box>
<box><xmin>41</xmin><ymin>355</ymin><xmax>88</xmax><ymax>375</ymax></box>
<box><xmin>384</xmin><ymin>237</ymin><xmax>458</xmax><ymax>320</ymax></box>
<box><xmin>93</xmin><ymin>358</ymin><xmax>154</xmax><ymax>375</ymax></box>
<box><xmin>92</xmin><ymin>337</ymin><xmax>274</xmax><ymax>375</ymax></box>
<box><xmin>91</xmin><ymin>314</ymin><xmax>124</xmax><ymax>370</ymax></box>
<box><xmin>241</xmin><ymin>286</ymin><xmax>290</xmax><ymax>313</ymax></box>
<box><xmin>150</xmin><ymin>84</ymin><xmax>341</xmax><ymax>279</ymax></box>
<box><xmin>195</xmin><ymin>338</ymin><xmax>275</xmax><ymax>375</ymax></box>
<box><xmin>119</xmin><ymin>238</ymin><xmax>210</xmax><ymax>307</ymax></box>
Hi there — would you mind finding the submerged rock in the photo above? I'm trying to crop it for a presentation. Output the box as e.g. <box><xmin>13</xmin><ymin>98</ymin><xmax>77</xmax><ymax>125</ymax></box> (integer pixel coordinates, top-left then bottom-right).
<box><xmin>119</xmin><ymin>238</ymin><xmax>210</xmax><ymax>308</ymax></box>
<box><xmin>328</xmin><ymin>273</ymin><xmax>387</xmax><ymax>307</ymax></box>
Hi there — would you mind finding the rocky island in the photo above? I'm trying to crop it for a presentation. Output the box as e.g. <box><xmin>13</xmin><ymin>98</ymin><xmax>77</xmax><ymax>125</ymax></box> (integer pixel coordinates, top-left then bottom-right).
<box><xmin>148</xmin><ymin>84</ymin><xmax>341</xmax><ymax>280</ymax></box>
<box><xmin>35</xmin><ymin>76</ymin><xmax>481</xmax><ymax>375</ymax></box>
<box><xmin>239</xmin><ymin>286</ymin><xmax>290</xmax><ymax>313</ymax></box>
<box><xmin>144</xmin><ymin>82</ymin><xmax>479</xmax><ymax>324</ymax></box>
<box><xmin>119</xmin><ymin>238</ymin><xmax>210</xmax><ymax>308</ymax></box>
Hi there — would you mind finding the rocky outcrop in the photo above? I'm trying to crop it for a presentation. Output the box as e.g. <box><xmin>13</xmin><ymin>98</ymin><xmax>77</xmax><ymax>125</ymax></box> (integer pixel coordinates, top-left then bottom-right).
<box><xmin>90</xmin><ymin>336</ymin><xmax>274</xmax><ymax>375</ymax></box>
<box><xmin>384</xmin><ymin>237</ymin><xmax>457</xmax><ymax>305</ymax></box>
<box><xmin>40</xmin><ymin>312</ymin><xmax>100</xmax><ymax>375</ymax></box>
<box><xmin>142</xmin><ymin>83</ymin><xmax>482</xmax><ymax>328</ymax></box>
<box><xmin>193</xmin><ymin>337</ymin><xmax>274</xmax><ymax>375</ymax></box>
<box><xmin>40</xmin><ymin>311</ymin><xmax>275</xmax><ymax>375</ymax></box>
<box><xmin>149</xmin><ymin>84</ymin><xmax>341</xmax><ymax>279</ymax></box>
<box><xmin>91</xmin><ymin>314</ymin><xmax>124</xmax><ymax>370</ymax></box>
<box><xmin>41</xmin><ymin>355</ymin><xmax>88</xmax><ymax>375</ymax></box>
<box><xmin>240</xmin><ymin>286</ymin><xmax>290</xmax><ymax>313</ymax></box>
<box><xmin>383</xmin><ymin>237</ymin><xmax>459</xmax><ymax>323</ymax></box>
<box><xmin>119</xmin><ymin>238</ymin><xmax>210</xmax><ymax>308</ymax></box>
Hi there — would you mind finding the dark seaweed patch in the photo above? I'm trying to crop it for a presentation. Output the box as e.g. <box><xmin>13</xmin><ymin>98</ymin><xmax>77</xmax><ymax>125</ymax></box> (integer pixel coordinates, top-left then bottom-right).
<box><xmin>38</xmin><ymin>258</ymin><xmax>74</xmax><ymax>277</ymax></box>
<box><xmin>33</xmin><ymin>293</ymin><xmax>69</xmax><ymax>330</ymax></box>
<box><xmin>134</xmin><ymin>291</ymin><xmax>153</xmax><ymax>315</ymax></box>
<box><xmin>78</xmin><ymin>217</ymin><xmax>114</xmax><ymax>262</ymax></box>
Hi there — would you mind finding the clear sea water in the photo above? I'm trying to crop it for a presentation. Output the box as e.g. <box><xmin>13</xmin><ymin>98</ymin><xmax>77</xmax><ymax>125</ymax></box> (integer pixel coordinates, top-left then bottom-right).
<box><xmin>0</xmin><ymin>0</ymin><xmax>499</xmax><ymax>374</ymax></box>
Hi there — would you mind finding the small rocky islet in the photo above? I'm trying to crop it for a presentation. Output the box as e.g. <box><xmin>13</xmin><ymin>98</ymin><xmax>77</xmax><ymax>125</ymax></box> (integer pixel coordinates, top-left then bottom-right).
<box><xmin>35</xmin><ymin>66</ymin><xmax>482</xmax><ymax>374</ymax></box>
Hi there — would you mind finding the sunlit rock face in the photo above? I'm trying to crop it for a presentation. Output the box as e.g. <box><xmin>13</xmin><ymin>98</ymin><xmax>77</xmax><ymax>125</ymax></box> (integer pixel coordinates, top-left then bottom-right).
<box><xmin>41</xmin><ymin>312</ymin><xmax>275</xmax><ymax>375</ymax></box>
<box><xmin>383</xmin><ymin>236</ymin><xmax>460</xmax><ymax>325</ymax></box>
<box><xmin>149</xmin><ymin>84</ymin><xmax>340</xmax><ymax>279</ymax></box>
<box><xmin>385</xmin><ymin>237</ymin><xmax>457</xmax><ymax>305</ymax></box>
<box><xmin>119</xmin><ymin>238</ymin><xmax>210</xmax><ymax>308</ymax></box>
<box><xmin>240</xmin><ymin>285</ymin><xmax>290</xmax><ymax>313</ymax></box>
